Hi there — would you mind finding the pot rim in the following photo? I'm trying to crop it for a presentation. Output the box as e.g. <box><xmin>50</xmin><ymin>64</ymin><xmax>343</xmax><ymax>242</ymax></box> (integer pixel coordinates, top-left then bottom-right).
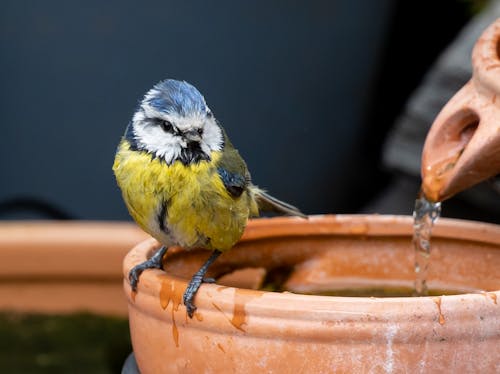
<box><xmin>239</xmin><ymin>214</ymin><xmax>500</xmax><ymax>244</ymax></box>
<box><xmin>123</xmin><ymin>215</ymin><xmax>500</xmax><ymax>331</ymax></box>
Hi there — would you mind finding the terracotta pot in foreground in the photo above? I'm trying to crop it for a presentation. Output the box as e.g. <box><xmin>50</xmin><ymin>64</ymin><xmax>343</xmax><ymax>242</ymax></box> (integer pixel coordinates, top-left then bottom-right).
<box><xmin>123</xmin><ymin>215</ymin><xmax>500</xmax><ymax>373</ymax></box>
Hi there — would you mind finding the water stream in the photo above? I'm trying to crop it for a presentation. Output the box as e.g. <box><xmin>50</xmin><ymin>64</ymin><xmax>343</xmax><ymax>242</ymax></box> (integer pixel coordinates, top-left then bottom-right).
<box><xmin>413</xmin><ymin>194</ymin><xmax>441</xmax><ymax>296</ymax></box>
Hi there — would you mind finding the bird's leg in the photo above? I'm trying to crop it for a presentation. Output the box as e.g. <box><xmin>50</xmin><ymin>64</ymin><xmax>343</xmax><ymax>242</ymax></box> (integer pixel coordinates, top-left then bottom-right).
<box><xmin>129</xmin><ymin>246</ymin><xmax>168</xmax><ymax>292</ymax></box>
<box><xmin>183</xmin><ymin>249</ymin><xmax>222</xmax><ymax>318</ymax></box>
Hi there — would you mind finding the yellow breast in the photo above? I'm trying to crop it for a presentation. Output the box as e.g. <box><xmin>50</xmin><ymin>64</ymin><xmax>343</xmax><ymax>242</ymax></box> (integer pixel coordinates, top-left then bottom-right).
<box><xmin>112</xmin><ymin>140</ymin><xmax>255</xmax><ymax>251</ymax></box>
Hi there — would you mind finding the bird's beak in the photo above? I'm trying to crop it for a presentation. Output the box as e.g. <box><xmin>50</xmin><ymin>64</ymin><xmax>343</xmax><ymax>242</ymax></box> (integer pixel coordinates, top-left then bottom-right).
<box><xmin>184</xmin><ymin>130</ymin><xmax>202</xmax><ymax>143</ymax></box>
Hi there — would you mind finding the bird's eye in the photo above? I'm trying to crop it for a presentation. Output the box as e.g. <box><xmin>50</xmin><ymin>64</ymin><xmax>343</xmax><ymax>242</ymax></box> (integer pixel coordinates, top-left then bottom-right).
<box><xmin>160</xmin><ymin>120</ymin><xmax>174</xmax><ymax>133</ymax></box>
<box><xmin>197</xmin><ymin>128</ymin><xmax>203</xmax><ymax>136</ymax></box>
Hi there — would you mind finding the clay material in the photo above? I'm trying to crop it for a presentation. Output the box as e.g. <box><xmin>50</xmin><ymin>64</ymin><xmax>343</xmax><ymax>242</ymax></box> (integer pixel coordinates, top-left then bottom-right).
<box><xmin>421</xmin><ymin>19</ymin><xmax>500</xmax><ymax>201</ymax></box>
<box><xmin>123</xmin><ymin>215</ymin><xmax>500</xmax><ymax>373</ymax></box>
<box><xmin>0</xmin><ymin>221</ymin><xmax>147</xmax><ymax>316</ymax></box>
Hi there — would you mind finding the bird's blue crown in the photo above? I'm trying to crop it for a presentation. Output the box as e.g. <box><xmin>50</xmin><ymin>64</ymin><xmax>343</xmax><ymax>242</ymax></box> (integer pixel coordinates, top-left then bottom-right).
<box><xmin>146</xmin><ymin>79</ymin><xmax>208</xmax><ymax>117</ymax></box>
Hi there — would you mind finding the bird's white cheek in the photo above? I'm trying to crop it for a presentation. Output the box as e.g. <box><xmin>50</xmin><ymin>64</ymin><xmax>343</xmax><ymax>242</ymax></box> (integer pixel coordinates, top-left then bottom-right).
<box><xmin>133</xmin><ymin>123</ymin><xmax>184</xmax><ymax>163</ymax></box>
<box><xmin>199</xmin><ymin>142</ymin><xmax>212</xmax><ymax>156</ymax></box>
<box><xmin>202</xmin><ymin>122</ymin><xmax>223</xmax><ymax>151</ymax></box>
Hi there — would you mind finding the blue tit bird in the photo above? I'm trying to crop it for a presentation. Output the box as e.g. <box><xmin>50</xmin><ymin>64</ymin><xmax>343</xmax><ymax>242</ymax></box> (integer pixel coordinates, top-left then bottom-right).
<box><xmin>113</xmin><ymin>79</ymin><xmax>306</xmax><ymax>317</ymax></box>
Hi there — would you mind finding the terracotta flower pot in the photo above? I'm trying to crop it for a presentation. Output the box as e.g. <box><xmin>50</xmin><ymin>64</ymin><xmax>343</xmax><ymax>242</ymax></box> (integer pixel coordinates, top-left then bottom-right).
<box><xmin>421</xmin><ymin>19</ymin><xmax>500</xmax><ymax>202</ymax></box>
<box><xmin>0</xmin><ymin>221</ymin><xmax>147</xmax><ymax>316</ymax></box>
<box><xmin>123</xmin><ymin>215</ymin><xmax>500</xmax><ymax>373</ymax></box>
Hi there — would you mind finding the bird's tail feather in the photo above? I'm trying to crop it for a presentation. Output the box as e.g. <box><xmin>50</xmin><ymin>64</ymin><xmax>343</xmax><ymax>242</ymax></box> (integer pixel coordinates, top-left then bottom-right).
<box><xmin>254</xmin><ymin>189</ymin><xmax>307</xmax><ymax>218</ymax></box>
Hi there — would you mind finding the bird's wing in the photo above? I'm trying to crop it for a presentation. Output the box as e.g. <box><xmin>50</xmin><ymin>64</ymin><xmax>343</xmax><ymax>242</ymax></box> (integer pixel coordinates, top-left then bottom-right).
<box><xmin>217</xmin><ymin>167</ymin><xmax>247</xmax><ymax>197</ymax></box>
<box><xmin>216</xmin><ymin>128</ymin><xmax>306</xmax><ymax>218</ymax></box>
<box><xmin>216</xmin><ymin>131</ymin><xmax>251</xmax><ymax>198</ymax></box>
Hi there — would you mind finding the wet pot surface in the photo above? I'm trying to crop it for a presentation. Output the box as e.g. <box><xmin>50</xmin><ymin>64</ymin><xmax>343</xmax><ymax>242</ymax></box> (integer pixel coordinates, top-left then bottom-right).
<box><xmin>123</xmin><ymin>215</ymin><xmax>500</xmax><ymax>373</ymax></box>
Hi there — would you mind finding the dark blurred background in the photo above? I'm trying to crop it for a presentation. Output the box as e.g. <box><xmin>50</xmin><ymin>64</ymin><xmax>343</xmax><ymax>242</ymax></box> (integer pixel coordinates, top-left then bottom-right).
<box><xmin>0</xmin><ymin>2</ymin><xmax>493</xmax><ymax>372</ymax></box>
<box><xmin>0</xmin><ymin>1</ymin><xmax>481</xmax><ymax>221</ymax></box>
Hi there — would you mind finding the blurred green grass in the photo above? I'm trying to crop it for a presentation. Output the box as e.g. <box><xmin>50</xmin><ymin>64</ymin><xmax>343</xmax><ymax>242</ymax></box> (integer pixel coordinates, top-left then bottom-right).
<box><xmin>0</xmin><ymin>312</ymin><xmax>131</xmax><ymax>373</ymax></box>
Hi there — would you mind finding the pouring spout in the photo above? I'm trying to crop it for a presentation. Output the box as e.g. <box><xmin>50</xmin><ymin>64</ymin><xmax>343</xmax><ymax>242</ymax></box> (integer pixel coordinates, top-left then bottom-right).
<box><xmin>421</xmin><ymin>19</ymin><xmax>500</xmax><ymax>202</ymax></box>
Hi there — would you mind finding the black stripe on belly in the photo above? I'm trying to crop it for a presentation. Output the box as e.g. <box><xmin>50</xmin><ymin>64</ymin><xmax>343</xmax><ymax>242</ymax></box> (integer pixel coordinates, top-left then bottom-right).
<box><xmin>157</xmin><ymin>200</ymin><xmax>169</xmax><ymax>233</ymax></box>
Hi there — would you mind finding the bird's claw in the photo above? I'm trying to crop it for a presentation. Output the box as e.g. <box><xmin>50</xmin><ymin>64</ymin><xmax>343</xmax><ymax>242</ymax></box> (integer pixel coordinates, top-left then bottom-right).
<box><xmin>128</xmin><ymin>246</ymin><xmax>167</xmax><ymax>292</ymax></box>
<box><xmin>128</xmin><ymin>266</ymin><xmax>141</xmax><ymax>292</ymax></box>
<box><xmin>183</xmin><ymin>277</ymin><xmax>216</xmax><ymax>318</ymax></box>
<box><xmin>185</xmin><ymin>300</ymin><xmax>197</xmax><ymax>318</ymax></box>
<box><xmin>183</xmin><ymin>249</ymin><xmax>222</xmax><ymax>318</ymax></box>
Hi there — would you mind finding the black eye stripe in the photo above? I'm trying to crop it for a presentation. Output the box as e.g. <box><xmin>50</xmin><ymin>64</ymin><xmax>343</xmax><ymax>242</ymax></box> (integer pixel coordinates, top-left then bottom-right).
<box><xmin>160</xmin><ymin>120</ymin><xmax>173</xmax><ymax>132</ymax></box>
<box><xmin>153</xmin><ymin>119</ymin><xmax>178</xmax><ymax>134</ymax></box>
